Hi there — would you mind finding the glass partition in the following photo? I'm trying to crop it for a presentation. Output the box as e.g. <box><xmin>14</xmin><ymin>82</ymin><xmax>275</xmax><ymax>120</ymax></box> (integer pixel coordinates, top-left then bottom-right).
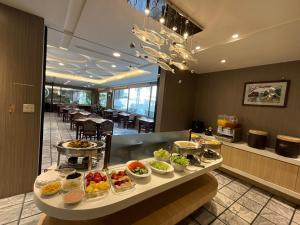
<box><xmin>99</xmin><ymin>92</ymin><xmax>108</xmax><ymax>107</ymax></box>
<box><xmin>113</xmin><ymin>89</ymin><xmax>129</xmax><ymax>111</ymax></box>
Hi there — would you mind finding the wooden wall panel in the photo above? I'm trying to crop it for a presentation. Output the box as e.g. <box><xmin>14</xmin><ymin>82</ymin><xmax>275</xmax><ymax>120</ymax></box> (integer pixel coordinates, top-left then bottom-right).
<box><xmin>221</xmin><ymin>145</ymin><xmax>298</xmax><ymax>191</ymax></box>
<box><xmin>0</xmin><ymin>3</ymin><xmax>44</xmax><ymax>198</ymax></box>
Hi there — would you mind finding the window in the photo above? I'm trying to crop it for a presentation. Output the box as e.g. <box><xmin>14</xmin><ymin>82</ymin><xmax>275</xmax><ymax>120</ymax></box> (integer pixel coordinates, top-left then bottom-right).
<box><xmin>113</xmin><ymin>85</ymin><xmax>157</xmax><ymax>118</ymax></box>
<box><xmin>44</xmin><ymin>85</ymin><xmax>92</xmax><ymax>105</ymax></box>
<box><xmin>99</xmin><ymin>92</ymin><xmax>108</xmax><ymax>107</ymax></box>
<box><xmin>113</xmin><ymin>89</ymin><xmax>129</xmax><ymax>111</ymax></box>
<box><xmin>128</xmin><ymin>87</ymin><xmax>151</xmax><ymax>116</ymax></box>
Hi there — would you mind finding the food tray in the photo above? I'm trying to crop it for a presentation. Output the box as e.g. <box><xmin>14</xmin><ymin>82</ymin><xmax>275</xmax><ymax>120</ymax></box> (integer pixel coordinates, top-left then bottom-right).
<box><xmin>108</xmin><ymin>169</ymin><xmax>135</xmax><ymax>194</ymax></box>
<box><xmin>84</xmin><ymin>170</ymin><xmax>110</xmax><ymax>198</ymax></box>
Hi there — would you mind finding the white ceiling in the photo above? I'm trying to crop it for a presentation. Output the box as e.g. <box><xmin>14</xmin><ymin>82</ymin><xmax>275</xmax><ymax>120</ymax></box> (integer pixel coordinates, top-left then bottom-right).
<box><xmin>1</xmin><ymin>0</ymin><xmax>300</xmax><ymax>80</ymax></box>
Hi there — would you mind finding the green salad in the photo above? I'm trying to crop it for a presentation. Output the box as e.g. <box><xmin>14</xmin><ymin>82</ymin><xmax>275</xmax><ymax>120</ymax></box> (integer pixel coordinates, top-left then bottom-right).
<box><xmin>154</xmin><ymin>149</ymin><xmax>170</xmax><ymax>159</ymax></box>
<box><xmin>150</xmin><ymin>161</ymin><xmax>170</xmax><ymax>171</ymax></box>
<box><xmin>170</xmin><ymin>155</ymin><xmax>189</xmax><ymax>166</ymax></box>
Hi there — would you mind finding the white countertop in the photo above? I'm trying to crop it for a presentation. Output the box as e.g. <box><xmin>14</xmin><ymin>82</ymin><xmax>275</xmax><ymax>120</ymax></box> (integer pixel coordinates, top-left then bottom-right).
<box><xmin>34</xmin><ymin>157</ymin><xmax>222</xmax><ymax>220</ymax></box>
<box><xmin>196</xmin><ymin>133</ymin><xmax>300</xmax><ymax>166</ymax></box>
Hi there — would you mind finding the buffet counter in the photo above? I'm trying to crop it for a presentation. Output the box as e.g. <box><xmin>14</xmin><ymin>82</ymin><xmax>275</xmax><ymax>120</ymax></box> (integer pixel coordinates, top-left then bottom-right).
<box><xmin>197</xmin><ymin>133</ymin><xmax>300</xmax><ymax>201</ymax></box>
<box><xmin>34</xmin><ymin>157</ymin><xmax>222</xmax><ymax>224</ymax></box>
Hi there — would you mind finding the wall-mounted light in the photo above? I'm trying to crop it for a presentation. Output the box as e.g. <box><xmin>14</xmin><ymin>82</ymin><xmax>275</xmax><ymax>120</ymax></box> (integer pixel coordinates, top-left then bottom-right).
<box><xmin>113</xmin><ymin>52</ymin><xmax>121</xmax><ymax>57</ymax></box>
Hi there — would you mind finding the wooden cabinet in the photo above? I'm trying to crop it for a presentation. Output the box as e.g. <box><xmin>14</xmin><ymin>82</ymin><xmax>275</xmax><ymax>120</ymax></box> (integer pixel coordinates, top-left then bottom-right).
<box><xmin>221</xmin><ymin>145</ymin><xmax>299</xmax><ymax>191</ymax></box>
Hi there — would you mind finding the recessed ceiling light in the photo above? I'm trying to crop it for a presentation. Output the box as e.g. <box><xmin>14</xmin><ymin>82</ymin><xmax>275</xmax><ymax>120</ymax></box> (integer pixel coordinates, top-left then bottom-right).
<box><xmin>159</xmin><ymin>17</ymin><xmax>165</xmax><ymax>24</ymax></box>
<box><xmin>232</xmin><ymin>33</ymin><xmax>239</xmax><ymax>39</ymax></box>
<box><xmin>113</xmin><ymin>52</ymin><xmax>121</xmax><ymax>57</ymax></box>
<box><xmin>58</xmin><ymin>62</ymin><xmax>65</xmax><ymax>66</ymax></box>
<box><xmin>144</xmin><ymin>8</ymin><xmax>150</xmax><ymax>15</ymax></box>
<box><xmin>220</xmin><ymin>59</ymin><xmax>226</xmax><ymax>64</ymax></box>
<box><xmin>195</xmin><ymin>46</ymin><xmax>201</xmax><ymax>50</ymax></box>
<box><xmin>59</xmin><ymin>47</ymin><xmax>68</xmax><ymax>51</ymax></box>
<box><xmin>172</xmin><ymin>26</ymin><xmax>177</xmax><ymax>31</ymax></box>
<box><xmin>89</xmin><ymin>75</ymin><xmax>93</xmax><ymax>78</ymax></box>
<box><xmin>63</xmin><ymin>80</ymin><xmax>70</xmax><ymax>85</ymax></box>
<box><xmin>111</xmin><ymin>65</ymin><xmax>116</xmax><ymax>68</ymax></box>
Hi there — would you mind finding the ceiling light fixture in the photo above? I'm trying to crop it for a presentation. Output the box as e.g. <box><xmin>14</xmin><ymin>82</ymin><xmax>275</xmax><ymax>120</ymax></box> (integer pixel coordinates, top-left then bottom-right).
<box><xmin>58</xmin><ymin>62</ymin><xmax>65</xmax><ymax>66</ymax></box>
<box><xmin>89</xmin><ymin>75</ymin><xmax>93</xmax><ymax>78</ymax></box>
<box><xmin>183</xmin><ymin>32</ymin><xmax>189</xmax><ymax>39</ymax></box>
<box><xmin>63</xmin><ymin>80</ymin><xmax>70</xmax><ymax>85</ymax></box>
<box><xmin>111</xmin><ymin>65</ymin><xmax>116</xmax><ymax>68</ymax></box>
<box><xmin>232</xmin><ymin>33</ymin><xmax>239</xmax><ymax>39</ymax></box>
<box><xmin>172</xmin><ymin>26</ymin><xmax>177</xmax><ymax>31</ymax></box>
<box><xmin>159</xmin><ymin>17</ymin><xmax>165</xmax><ymax>24</ymax></box>
<box><xmin>59</xmin><ymin>47</ymin><xmax>68</xmax><ymax>51</ymax></box>
<box><xmin>220</xmin><ymin>59</ymin><xmax>226</xmax><ymax>64</ymax></box>
<box><xmin>195</xmin><ymin>46</ymin><xmax>201</xmax><ymax>50</ymax></box>
<box><xmin>113</xmin><ymin>52</ymin><xmax>121</xmax><ymax>57</ymax></box>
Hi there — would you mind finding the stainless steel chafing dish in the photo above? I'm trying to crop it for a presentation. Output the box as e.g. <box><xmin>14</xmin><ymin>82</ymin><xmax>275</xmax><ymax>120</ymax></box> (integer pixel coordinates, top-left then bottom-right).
<box><xmin>55</xmin><ymin>140</ymin><xmax>105</xmax><ymax>170</ymax></box>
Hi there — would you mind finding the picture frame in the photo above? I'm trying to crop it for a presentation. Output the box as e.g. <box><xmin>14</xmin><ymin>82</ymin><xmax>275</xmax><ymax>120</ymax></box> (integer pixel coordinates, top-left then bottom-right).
<box><xmin>242</xmin><ymin>80</ymin><xmax>290</xmax><ymax>107</ymax></box>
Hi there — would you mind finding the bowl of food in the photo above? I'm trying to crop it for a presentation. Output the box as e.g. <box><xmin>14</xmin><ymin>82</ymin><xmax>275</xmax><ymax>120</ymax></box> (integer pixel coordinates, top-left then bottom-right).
<box><xmin>66</xmin><ymin>172</ymin><xmax>82</xmax><ymax>181</ymax></box>
<box><xmin>153</xmin><ymin>149</ymin><xmax>170</xmax><ymax>162</ymax></box>
<box><xmin>110</xmin><ymin>170</ymin><xmax>135</xmax><ymax>193</ymax></box>
<box><xmin>40</xmin><ymin>181</ymin><xmax>62</xmax><ymax>196</ymax></box>
<box><xmin>62</xmin><ymin>140</ymin><xmax>97</xmax><ymax>149</ymax></box>
<box><xmin>149</xmin><ymin>160</ymin><xmax>174</xmax><ymax>174</ymax></box>
<box><xmin>126</xmin><ymin>160</ymin><xmax>151</xmax><ymax>178</ymax></box>
<box><xmin>63</xmin><ymin>189</ymin><xmax>85</xmax><ymax>204</ymax></box>
<box><xmin>173</xmin><ymin>141</ymin><xmax>202</xmax><ymax>155</ymax></box>
<box><xmin>84</xmin><ymin>171</ymin><xmax>110</xmax><ymax>198</ymax></box>
<box><xmin>170</xmin><ymin>155</ymin><xmax>190</xmax><ymax>172</ymax></box>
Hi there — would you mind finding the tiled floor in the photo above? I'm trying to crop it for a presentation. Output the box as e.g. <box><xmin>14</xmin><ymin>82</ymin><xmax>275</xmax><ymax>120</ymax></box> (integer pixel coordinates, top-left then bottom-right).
<box><xmin>0</xmin><ymin>113</ymin><xmax>299</xmax><ymax>225</ymax></box>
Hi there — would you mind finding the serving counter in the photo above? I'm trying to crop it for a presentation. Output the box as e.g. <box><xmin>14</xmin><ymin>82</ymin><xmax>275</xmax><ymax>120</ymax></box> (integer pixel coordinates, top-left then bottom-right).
<box><xmin>34</xmin><ymin>158</ymin><xmax>222</xmax><ymax>225</ymax></box>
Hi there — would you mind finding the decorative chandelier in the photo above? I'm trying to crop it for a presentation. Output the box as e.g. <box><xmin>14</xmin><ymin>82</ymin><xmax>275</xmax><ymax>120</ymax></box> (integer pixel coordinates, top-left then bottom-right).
<box><xmin>128</xmin><ymin>0</ymin><xmax>203</xmax><ymax>73</ymax></box>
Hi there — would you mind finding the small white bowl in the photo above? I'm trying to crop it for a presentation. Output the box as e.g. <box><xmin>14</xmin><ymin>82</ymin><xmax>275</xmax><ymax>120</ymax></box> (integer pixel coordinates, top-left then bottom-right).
<box><xmin>170</xmin><ymin>161</ymin><xmax>187</xmax><ymax>172</ymax></box>
<box><xmin>126</xmin><ymin>160</ymin><xmax>152</xmax><ymax>178</ymax></box>
<box><xmin>149</xmin><ymin>160</ymin><xmax>174</xmax><ymax>174</ymax></box>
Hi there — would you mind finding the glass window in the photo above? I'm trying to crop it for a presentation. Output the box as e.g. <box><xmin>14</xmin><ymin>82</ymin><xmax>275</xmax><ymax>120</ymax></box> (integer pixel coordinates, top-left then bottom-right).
<box><xmin>99</xmin><ymin>92</ymin><xmax>107</xmax><ymax>107</ymax></box>
<box><xmin>113</xmin><ymin>89</ymin><xmax>129</xmax><ymax>111</ymax></box>
<box><xmin>61</xmin><ymin>87</ymin><xmax>73</xmax><ymax>104</ymax></box>
<box><xmin>52</xmin><ymin>86</ymin><xmax>61</xmax><ymax>104</ymax></box>
<box><xmin>44</xmin><ymin>85</ymin><xmax>52</xmax><ymax>103</ymax></box>
<box><xmin>128</xmin><ymin>87</ymin><xmax>151</xmax><ymax>116</ymax></box>
<box><xmin>149</xmin><ymin>85</ymin><xmax>157</xmax><ymax>118</ymax></box>
<box><xmin>73</xmin><ymin>89</ymin><xmax>91</xmax><ymax>105</ymax></box>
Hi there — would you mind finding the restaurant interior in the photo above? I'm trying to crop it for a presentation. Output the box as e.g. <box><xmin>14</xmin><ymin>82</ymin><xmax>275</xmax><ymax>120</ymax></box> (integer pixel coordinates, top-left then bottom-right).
<box><xmin>0</xmin><ymin>0</ymin><xmax>299</xmax><ymax>225</ymax></box>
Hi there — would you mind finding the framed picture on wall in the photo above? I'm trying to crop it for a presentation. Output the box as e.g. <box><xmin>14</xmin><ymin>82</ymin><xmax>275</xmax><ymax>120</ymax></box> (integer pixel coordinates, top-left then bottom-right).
<box><xmin>242</xmin><ymin>80</ymin><xmax>290</xmax><ymax>107</ymax></box>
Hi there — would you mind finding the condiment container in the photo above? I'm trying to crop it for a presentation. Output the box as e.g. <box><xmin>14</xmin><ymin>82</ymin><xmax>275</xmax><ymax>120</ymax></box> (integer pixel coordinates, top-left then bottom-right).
<box><xmin>275</xmin><ymin>135</ymin><xmax>300</xmax><ymax>158</ymax></box>
<box><xmin>248</xmin><ymin>130</ymin><xmax>268</xmax><ymax>149</ymax></box>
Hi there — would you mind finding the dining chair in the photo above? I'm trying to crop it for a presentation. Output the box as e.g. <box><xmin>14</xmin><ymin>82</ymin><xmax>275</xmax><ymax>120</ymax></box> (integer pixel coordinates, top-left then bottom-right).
<box><xmin>99</xmin><ymin>120</ymin><xmax>114</xmax><ymax>139</ymax></box>
<box><xmin>81</xmin><ymin>120</ymin><xmax>97</xmax><ymax>140</ymax></box>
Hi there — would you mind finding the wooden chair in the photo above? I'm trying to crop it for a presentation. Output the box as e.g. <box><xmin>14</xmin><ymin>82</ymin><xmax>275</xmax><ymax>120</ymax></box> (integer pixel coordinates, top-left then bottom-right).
<box><xmin>99</xmin><ymin>120</ymin><xmax>114</xmax><ymax>139</ymax></box>
<box><xmin>127</xmin><ymin>114</ymin><xmax>136</xmax><ymax>128</ymax></box>
<box><xmin>81</xmin><ymin>120</ymin><xmax>97</xmax><ymax>140</ymax></box>
<box><xmin>62</xmin><ymin>108</ymin><xmax>69</xmax><ymax>122</ymax></box>
<box><xmin>70</xmin><ymin>112</ymin><xmax>84</xmax><ymax>130</ymax></box>
<box><xmin>88</xmin><ymin>113</ymin><xmax>98</xmax><ymax>118</ymax></box>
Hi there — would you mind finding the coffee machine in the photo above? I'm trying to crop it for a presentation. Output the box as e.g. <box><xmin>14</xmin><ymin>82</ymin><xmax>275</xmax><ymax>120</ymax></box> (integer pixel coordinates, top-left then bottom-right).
<box><xmin>215</xmin><ymin>115</ymin><xmax>242</xmax><ymax>142</ymax></box>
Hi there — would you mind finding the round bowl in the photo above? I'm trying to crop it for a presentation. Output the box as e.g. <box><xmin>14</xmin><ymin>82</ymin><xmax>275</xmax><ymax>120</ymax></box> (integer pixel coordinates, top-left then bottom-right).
<box><xmin>63</xmin><ymin>189</ymin><xmax>85</xmax><ymax>204</ymax></box>
<box><xmin>126</xmin><ymin>160</ymin><xmax>151</xmax><ymax>178</ymax></box>
<box><xmin>170</xmin><ymin>161</ymin><xmax>187</xmax><ymax>172</ymax></box>
<box><xmin>149</xmin><ymin>160</ymin><xmax>174</xmax><ymax>174</ymax></box>
<box><xmin>153</xmin><ymin>150</ymin><xmax>170</xmax><ymax>162</ymax></box>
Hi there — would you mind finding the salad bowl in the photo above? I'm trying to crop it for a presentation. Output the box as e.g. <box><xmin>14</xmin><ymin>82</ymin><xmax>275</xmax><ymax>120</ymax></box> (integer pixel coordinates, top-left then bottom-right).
<box><xmin>149</xmin><ymin>160</ymin><xmax>174</xmax><ymax>174</ymax></box>
<box><xmin>126</xmin><ymin>160</ymin><xmax>151</xmax><ymax>178</ymax></box>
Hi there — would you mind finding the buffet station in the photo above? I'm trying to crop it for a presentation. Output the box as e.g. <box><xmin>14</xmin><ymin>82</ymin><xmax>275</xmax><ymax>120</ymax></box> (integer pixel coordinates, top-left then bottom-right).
<box><xmin>34</xmin><ymin>131</ymin><xmax>223</xmax><ymax>225</ymax></box>
<box><xmin>192</xmin><ymin>114</ymin><xmax>300</xmax><ymax>203</ymax></box>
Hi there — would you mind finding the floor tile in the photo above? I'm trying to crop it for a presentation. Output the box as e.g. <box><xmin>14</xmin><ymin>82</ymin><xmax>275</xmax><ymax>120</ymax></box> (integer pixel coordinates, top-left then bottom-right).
<box><xmin>204</xmin><ymin>200</ymin><xmax>226</xmax><ymax>216</ymax></box>
<box><xmin>252</xmin><ymin>215</ymin><xmax>275</xmax><ymax>225</ymax></box>
<box><xmin>271</xmin><ymin>196</ymin><xmax>295</xmax><ymax>210</ymax></box>
<box><xmin>214</xmin><ymin>174</ymin><xmax>232</xmax><ymax>187</ymax></box>
<box><xmin>226</xmin><ymin>180</ymin><xmax>250</xmax><ymax>195</ymax></box>
<box><xmin>244</xmin><ymin>189</ymin><xmax>269</xmax><ymax>206</ymax></box>
<box><xmin>177</xmin><ymin>217</ymin><xmax>199</xmax><ymax>225</ymax></box>
<box><xmin>229</xmin><ymin>202</ymin><xmax>257</xmax><ymax>223</ymax></box>
<box><xmin>218</xmin><ymin>186</ymin><xmax>241</xmax><ymax>201</ymax></box>
<box><xmin>218</xmin><ymin>209</ymin><xmax>249</xmax><ymax>225</ymax></box>
<box><xmin>260</xmin><ymin>207</ymin><xmax>290</xmax><ymax>225</ymax></box>
<box><xmin>213</xmin><ymin>192</ymin><xmax>234</xmax><ymax>208</ymax></box>
<box><xmin>0</xmin><ymin>194</ymin><xmax>24</xmax><ymax>209</ymax></box>
<box><xmin>4</xmin><ymin>221</ymin><xmax>18</xmax><ymax>225</ymax></box>
<box><xmin>24</xmin><ymin>192</ymin><xmax>34</xmax><ymax>202</ymax></box>
<box><xmin>237</xmin><ymin>195</ymin><xmax>264</xmax><ymax>214</ymax></box>
<box><xmin>21</xmin><ymin>201</ymin><xmax>41</xmax><ymax>219</ymax></box>
<box><xmin>265</xmin><ymin>198</ymin><xmax>294</xmax><ymax>220</ymax></box>
<box><xmin>192</xmin><ymin>208</ymin><xmax>215</xmax><ymax>225</ymax></box>
<box><xmin>292</xmin><ymin>210</ymin><xmax>300</xmax><ymax>224</ymax></box>
<box><xmin>19</xmin><ymin>214</ymin><xmax>41</xmax><ymax>225</ymax></box>
<box><xmin>0</xmin><ymin>204</ymin><xmax>22</xmax><ymax>224</ymax></box>
<box><xmin>210</xmin><ymin>219</ymin><xmax>225</xmax><ymax>225</ymax></box>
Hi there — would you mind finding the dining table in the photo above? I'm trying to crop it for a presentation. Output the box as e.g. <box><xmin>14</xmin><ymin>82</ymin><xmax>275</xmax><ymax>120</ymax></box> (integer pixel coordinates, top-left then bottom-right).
<box><xmin>74</xmin><ymin>117</ymin><xmax>108</xmax><ymax>140</ymax></box>
<box><xmin>138</xmin><ymin>117</ymin><xmax>155</xmax><ymax>133</ymax></box>
<box><xmin>69</xmin><ymin>111</ymin><xmax>91</xmax><ymax>129</ymax></box>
